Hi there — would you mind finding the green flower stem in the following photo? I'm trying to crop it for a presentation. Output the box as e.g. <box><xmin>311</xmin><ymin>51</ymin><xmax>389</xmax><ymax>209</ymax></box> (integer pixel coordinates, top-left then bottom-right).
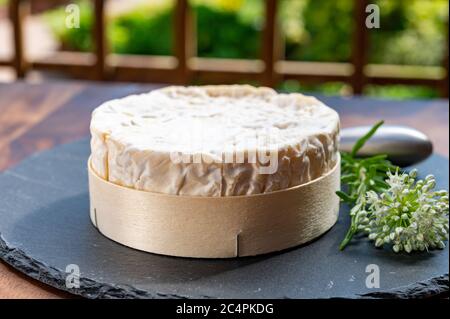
<box><xmin>338</xmin><ymin>121</ymin><xmax>394</xmax><ymax>251</ymax></box>
<box><xmin>339</xmin><ymin>218</ymin><xmax>357</xmax><ymax>250</ymax></box>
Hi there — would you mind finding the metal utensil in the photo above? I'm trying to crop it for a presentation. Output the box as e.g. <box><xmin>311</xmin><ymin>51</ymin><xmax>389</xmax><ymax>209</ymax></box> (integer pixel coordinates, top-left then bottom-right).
<box><xmin>340</xmin><ymin>125</ymin><xmax>433</xmax><ymax>167</ymax></box>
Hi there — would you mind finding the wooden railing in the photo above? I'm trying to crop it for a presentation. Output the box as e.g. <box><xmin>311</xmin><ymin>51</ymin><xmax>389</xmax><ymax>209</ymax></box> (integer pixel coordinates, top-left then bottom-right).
<box><xmin>1</xmin><ymin>0</ymin><xmax>449</xmax><ymax>97</ymax></box>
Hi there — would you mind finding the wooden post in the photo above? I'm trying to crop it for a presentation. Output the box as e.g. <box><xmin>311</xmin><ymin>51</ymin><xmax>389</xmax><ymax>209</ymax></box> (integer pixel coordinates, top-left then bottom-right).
<box><xmin>261</xmin><ymin>0</ymin><xmax>280</xmax><ymax>88</ymax></box>
<box><xmin>9</xmin><ymin>0</ymin><xmax>29</xmax><ymax>78</ymax></box>
<box><xmin>174</xmin><ymin>0</ymin><xmax>194</xmax><ymax>84</ymax></box>
<box><xmin>94</xmin><ymin>0</ymin><xmax>107</xmax><ymax>80</ymax></box>
<box><xmin>351</xmin><ymin>0</ymin><xmax>369</xmax><ymax>95</ymax></box>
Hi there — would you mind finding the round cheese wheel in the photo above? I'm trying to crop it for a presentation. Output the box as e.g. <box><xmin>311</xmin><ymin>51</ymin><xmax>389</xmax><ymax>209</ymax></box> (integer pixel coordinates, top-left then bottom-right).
<box><xmin>90</xmin><ymin>85</ymin><xmax>340</xmax><ymax>196</ymax></box>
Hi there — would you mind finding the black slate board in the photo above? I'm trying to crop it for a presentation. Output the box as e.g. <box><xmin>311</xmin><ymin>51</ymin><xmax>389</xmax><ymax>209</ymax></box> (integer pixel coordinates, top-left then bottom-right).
<box><xmin>0</xmin><ymin>139</ymin><xmax>448</xmax><ymax>299</ymax></box>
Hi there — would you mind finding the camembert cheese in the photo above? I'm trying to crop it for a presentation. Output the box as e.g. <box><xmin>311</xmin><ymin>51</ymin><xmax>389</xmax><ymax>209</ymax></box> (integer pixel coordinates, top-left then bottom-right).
<box><xmin>90</xmin><ymin>85</ymin><xmax>340</xmax><ymax>196</ymax></box>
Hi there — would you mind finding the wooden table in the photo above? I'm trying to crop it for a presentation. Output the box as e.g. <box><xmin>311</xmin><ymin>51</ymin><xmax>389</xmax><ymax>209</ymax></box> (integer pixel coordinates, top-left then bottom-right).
<box><xmin>0</xmin><ymin>81</ymin><xmax>448</xmax><ymax>298</ymax></box>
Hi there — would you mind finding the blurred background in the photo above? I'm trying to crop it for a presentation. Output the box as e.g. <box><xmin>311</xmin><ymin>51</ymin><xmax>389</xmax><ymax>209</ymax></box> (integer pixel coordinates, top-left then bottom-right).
<box><xmin>0</xmin><ymin>0</ymin><xmax>448</xmax><ymax>99</ymax></box>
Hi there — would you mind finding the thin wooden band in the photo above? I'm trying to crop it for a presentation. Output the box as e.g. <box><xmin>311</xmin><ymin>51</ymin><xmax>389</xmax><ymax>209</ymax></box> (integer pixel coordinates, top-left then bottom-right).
<box><xmin>88</xmin><ymin>155</ymin><xmax>341</xmax><ymax>258</ymax></box>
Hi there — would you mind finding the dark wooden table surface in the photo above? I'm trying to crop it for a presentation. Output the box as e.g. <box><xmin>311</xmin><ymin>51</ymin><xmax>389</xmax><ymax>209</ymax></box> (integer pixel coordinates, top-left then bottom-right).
<box><xmin>0</xmin><ymin>81</ymin><xmax>448</xmax><ymax>299</ymax></box>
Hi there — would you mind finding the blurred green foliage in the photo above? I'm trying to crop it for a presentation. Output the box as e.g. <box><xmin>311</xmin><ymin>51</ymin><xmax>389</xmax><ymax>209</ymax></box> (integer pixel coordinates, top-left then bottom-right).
<box><xmin>279</xmin><ymin>81</ymin><xmax>439</xmax><ymax>100</ymax></box>
<box><xmin>195</xmin><ymin>4</ymin><xmax>261</xmax><ymax>58</ymax></box>
<box><xmin>43</xmin><ymin>0</ymin><xmax>448</xmax><ymax>99</ymax></box>
<box><xmin>369</xmin><ymin>0</ymin><xmax>448</xmax><ymax>66</ymax></box>
<box><xmin>364</xmin><ymin>84</ymin><xmax>440</xmax><ymax>100</ymax></box>
<box><xmin>280</xmin><ymin>0</ymin><xmax>354</xmax><ymax>62</ymax></box>
<box><xmin>111</xmin><ymin>4</ymin><xmax>173</xmax><ymax>55</ymax></box>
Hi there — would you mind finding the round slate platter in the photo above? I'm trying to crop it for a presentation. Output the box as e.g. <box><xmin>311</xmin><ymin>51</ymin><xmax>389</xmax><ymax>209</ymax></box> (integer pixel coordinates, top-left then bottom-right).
<box><xmin>0</xmin><ymin>139</ymin><xmax>448</xmax><ymax>299</ymax></box>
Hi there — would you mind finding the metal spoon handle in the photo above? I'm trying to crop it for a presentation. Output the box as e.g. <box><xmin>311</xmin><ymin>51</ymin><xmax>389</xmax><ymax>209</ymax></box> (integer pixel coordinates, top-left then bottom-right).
<box><xmin>340</xmin><ymin>126</ymin><xmax>433</xmax><ymax>167</ymax></box>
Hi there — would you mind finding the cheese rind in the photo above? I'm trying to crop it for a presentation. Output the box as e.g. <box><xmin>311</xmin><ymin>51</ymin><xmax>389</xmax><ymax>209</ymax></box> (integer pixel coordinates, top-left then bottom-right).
<box><xmin>90</xmin><ymin>85</ymin><xmax>340</xmax><ymax>196</ymax></box>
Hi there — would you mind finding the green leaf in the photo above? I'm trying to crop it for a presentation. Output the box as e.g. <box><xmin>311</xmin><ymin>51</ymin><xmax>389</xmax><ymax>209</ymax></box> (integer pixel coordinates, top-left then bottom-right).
<box><xmin>360</xmin><ymin>154</ymin><xmax>389</xmax><ymax>164</ymax></box>
<box><xmin>350</xmin><ymin>120</ymin><xmax>384</xmax><ymax>157</ymax></box>
<box><xmin>336</xmin><ymin>190</ymin><xmax>353</xmax><ymax>203</ymax></box>
<box><xmin>341</xmin><ymin>174</ymin><xmax>357</xmax><ymax>183</ymax></box>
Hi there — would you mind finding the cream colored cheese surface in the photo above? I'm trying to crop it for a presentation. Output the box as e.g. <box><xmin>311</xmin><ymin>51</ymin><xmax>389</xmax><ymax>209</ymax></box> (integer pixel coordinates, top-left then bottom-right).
<box><xmin>90</xmin><ymin>85</ymin><xmax>340</xmax><ymax>196</ymax></box>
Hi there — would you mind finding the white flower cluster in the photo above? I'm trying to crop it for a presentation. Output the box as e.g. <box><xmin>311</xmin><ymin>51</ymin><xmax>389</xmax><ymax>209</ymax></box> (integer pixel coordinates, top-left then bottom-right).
<box><xmin>355</xmin><ymin>169</ymin><xmax>449</xmax><ymax>253</ymax></box>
